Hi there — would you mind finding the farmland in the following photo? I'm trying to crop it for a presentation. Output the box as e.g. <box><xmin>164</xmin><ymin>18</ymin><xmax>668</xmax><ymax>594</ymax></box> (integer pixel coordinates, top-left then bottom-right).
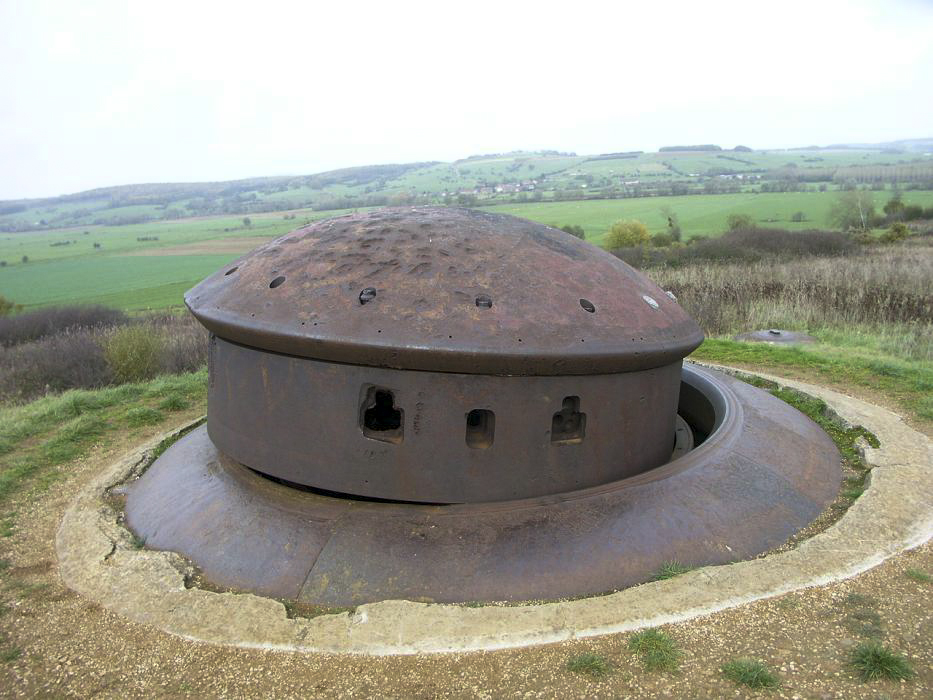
<box><xmin>2</xmin><ymin>189</ymin><xmax>933</xmax><ymax>311</ymax></box>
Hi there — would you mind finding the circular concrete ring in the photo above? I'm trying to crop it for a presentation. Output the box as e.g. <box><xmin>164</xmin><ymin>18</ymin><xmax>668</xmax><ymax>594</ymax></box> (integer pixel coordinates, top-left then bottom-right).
<box><xmin>56</xmin><ymin>366</ymin><xmax>933</xmax><ymax>655</ymax></box>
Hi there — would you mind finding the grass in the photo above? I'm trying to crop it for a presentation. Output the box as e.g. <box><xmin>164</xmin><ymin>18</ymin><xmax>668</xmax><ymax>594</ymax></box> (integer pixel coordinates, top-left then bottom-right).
<box><xmin>693</xmin><ymin>338</ymin><xmax>932</xmax><ymax>424</ymax></box>
<box><xmin>905</xmin><ymin>568</ymin><xmax>931</xmax><ymax>583</ymax></box>
<box><xmin>849</xmin><ymin>641</ymin><xmax>914</xmax><ymax>682</ymax></box>
<box><xmin>565</xmin><ymin>652</ymin><xmax>611</xmax><ymax>679</ymax></box>
<box><xmin>125</xmin><ymin>406</ymin><xmax>165</xmax><ymax>427</ymax></box>
<box><xmin>651</xmin><ymin>560</ymin><xmax>694</xmax><ymax>580</ymax></box>
<box><xmin>720</xmin><ymin>658</ymin><xmax>780</xmax><ymax>689</ymax></box>
<box><xmin>0</xmin><ymin>645</ymin><xmax>22</xmax><ymax>663</ymax></box>
<box><xmin>488</xmin><ymin>190</ymin><xmax>933</xmax><ymax>242</ymax></box>
<box><xmin>628</xmin><ymin>629</ymin><xmax>682</xmax><ymax>672</ymax></box>
<box><xmin>0</xmin><ymin>369</ymin><xmax>206</xmax><ymax>519</ymax></box>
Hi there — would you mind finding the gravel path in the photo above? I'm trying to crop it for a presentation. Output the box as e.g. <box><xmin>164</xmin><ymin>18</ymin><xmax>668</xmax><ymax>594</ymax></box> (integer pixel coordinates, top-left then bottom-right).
<box><xmin>1</xmin><ymin>407</ymin><xmax>930</xmax><ymax>698</ymax></box>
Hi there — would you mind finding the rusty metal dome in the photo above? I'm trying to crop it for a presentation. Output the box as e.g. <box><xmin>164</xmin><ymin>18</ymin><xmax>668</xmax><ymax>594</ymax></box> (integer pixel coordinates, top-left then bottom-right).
<box><xmin>185</xmin><ymin>207</ymin><xmax>703</xmax><ymax>375</ymax></box>
<box><xmin>124</xmin><ymin>208</ymin><xmax>842</xmax><ymax>606</ymax></box>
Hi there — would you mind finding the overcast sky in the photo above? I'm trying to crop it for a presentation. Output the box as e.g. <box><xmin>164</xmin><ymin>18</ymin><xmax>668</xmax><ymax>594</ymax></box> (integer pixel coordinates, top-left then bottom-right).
<box><xmin>1</xmin><ymin>0</ymin><xmax>931</xmax><ymax>200</ymax></box>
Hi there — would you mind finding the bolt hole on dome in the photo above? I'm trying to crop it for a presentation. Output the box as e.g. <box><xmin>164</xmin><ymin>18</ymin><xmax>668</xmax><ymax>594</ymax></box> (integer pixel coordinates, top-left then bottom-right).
<box><xmin>359</xmin><ymin>287</ymin><xmax>377</xmax><ymax>305</ymax></box>
<box><xmin>269</xmin><ymin>276</ymin><xmax>286</xmax><ymax>289</ymax></box>
<box><xmin>475</xmin><ymin>294</ymin><xmax>493</xmax><ymax>309</ymax></box>
<box><xmin>579</xmin><ymin>298</ymin><xmax>596</xmax><ymax>313</ymax></box>
<box><xmin>224</xmin><ymin>266</ymin><xmax>238</xmax><ymax>276</ymax></box>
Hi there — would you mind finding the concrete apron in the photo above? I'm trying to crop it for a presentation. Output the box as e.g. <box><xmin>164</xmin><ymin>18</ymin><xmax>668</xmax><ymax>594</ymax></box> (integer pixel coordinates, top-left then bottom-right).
<box><xmin>55</xmin><ymin>366</ymin><xmax>933</xmax><ymax>656</ymax></box>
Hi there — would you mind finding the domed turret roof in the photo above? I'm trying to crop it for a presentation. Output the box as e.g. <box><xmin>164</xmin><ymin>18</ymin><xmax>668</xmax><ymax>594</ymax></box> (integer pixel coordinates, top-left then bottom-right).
<box><xmin>186</xmin><ymin>207</ymin><xmax>703</xmax><ymax>375</ymax></box>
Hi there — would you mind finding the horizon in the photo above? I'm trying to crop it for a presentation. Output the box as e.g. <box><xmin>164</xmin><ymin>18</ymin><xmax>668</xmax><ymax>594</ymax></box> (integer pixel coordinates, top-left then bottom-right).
<box><xmin>2</xmin><ymin>0</ymin><xmax>932</xmax><ymax>200</ymax></box>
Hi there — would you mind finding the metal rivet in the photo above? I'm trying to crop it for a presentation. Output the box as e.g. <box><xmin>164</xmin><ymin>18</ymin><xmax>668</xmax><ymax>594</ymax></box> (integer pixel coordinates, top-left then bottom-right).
<box><xmin>475</xmin><ymin>294</ymin><xmax>493</xmax><ymax>309</ymax></box>
<box><xmin>642</xmin><ymin>294</ymin><xmax>659</xmax><ymax>309</ymax></box>
<box><xmin>579</xmin><ymin>299</ymin><xmax>595</xmax><ymax>313</ymax></box>
<box><xmin>359</xmin><ymin>287</ymin><xmax>377</xmax><ymax>305</ymax></box>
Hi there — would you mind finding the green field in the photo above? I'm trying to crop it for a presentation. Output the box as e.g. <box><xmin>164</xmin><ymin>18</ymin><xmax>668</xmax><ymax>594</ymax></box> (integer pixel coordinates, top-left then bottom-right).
<box><xmin>487</xmin><ymin>190</ymin><xmax>933</xmax><ymax>243</ymax></box>
<box><xmin>2</xmin><ymin>190</ymin><xmax>932</xmax><ymax>311</ymax></box>
<box><xmin>3</xmin><ymin>146</ymin><xmax>931</xmax><ymax>233</ymax></box>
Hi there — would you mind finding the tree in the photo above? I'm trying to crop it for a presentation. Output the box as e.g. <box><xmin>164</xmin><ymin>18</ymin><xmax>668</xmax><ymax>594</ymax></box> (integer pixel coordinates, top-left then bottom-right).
<box><xmin>21</xmin><ymin>255</ymin><xmax>28</xmax><ymax>263</ymax></box>
<box><xmin>790</xmin><ymin>211</ymin><xmax>806</xmax><ymax>222</ymax></box>
<box><xmin>660</xmin><ymin>206</ymin><xmax>682</xmax><ymax>241</ymax></box>
<box><xmin>560</xmin><ymin>224</ymin><xmax>585</xmax><ymax>239</ymax></box>
<box><xmin>883</xmin><ymin>192</ymin><xmax>905</xmax><ymax>221</ymax></box>
<box><xmin>726</xmin><ymin>214</ymin><xmax>755</xmax><ymax>231</ymax></box>
<box><xmin>828</xmin><ymin>190</ymin><xmax>875</xmax><ymax>231</ymax></box>
<box><xmin>605</xmin><ymin>219</ymin><xmax>650</xmax><ymax>248</ymax></box>
<box><xmin>242</xmin><ymin>216</ymin><xmax>252</xmax><ymax>227</ymax></box>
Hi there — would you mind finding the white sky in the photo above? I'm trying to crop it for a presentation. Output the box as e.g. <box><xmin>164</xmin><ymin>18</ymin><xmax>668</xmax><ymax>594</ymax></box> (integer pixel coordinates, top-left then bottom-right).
<box><xmin>1</xmin><ymin>0</ymin><xmax>932</xmax><ymax>200</ymax></box>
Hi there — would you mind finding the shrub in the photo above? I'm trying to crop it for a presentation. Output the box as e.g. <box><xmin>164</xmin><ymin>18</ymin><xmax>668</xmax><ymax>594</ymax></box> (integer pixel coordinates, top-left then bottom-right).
<box><xmin>651</xmin><ymin>232</ymin><xmax>674</xmax><ymax>247</ymax></box>
<box><xmin>0</xmin><ymin>329</ymin><xmax>112</xmax><ymax>402</ymax></box>
<box><xmin>0</xmin><ymin>305</ymin><xmax>128</xmax><ymax>347</ymax></box>
<box><xmin>881</xmin><ymin>222</ymin><xmax>909</xmax><ymax>243</ymax></box>
<box><xmin>104</xmin><ymin>325</ymin><xmax>166</xmax><ymax>383</ymax></box>
<box><xmin>727</xmin><ymin>213</ymin><xmax>755</xmax><ymax>231</ymax></box>
<box><xmin>0</xmin><ymin>296</ymin><xmax>22</xmax><ymax>317</ymax></box>
<box><xmin>606</xmin><ymin>219</ymin><xmax>650</xmax><ymax>248</ymax></box>
<box><xmin>560</xmin><ymin>224</ymin><xmax>585</xmax><ymax>239</ymax></box>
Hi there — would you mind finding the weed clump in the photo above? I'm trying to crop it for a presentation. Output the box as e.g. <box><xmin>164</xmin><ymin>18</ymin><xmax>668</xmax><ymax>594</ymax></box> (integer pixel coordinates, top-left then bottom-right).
<box><xmin>565</xmin><ymin>652</ymin><xmax>611</xmax><ymax>678</ymax></box>
<box><xmin>849</xmin><ymin>641</ymin><xmax>913</xmax><ymax>682</ymax></box>
<box><xmin>125</xmin><ymin>406</ymin><xmax>164</xmax><ymax>427</ymax></box>
<box><xmin>905</xmin><ymin>568</ymin><xmax>931</xmax><ymax>583</ymax></box>
<box><xmin>652</xmin><ymin>560</ymin><xmax>694</xmax><ymax>580</ymax></box>
<box><xmin>628</xmin><ymin>628</ymin><xmax>682</xmax><ymax>672</ymax></box>
<box><xmin>721</xmin><ymin>658</ymin><xmax>780</xmax><ymax>689</ymax></box>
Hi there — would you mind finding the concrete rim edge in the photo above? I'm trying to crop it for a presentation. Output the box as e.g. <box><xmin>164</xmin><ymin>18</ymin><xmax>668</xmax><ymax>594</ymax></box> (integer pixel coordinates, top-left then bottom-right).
<box><xmin>54</xmin><ymin>366</ymin><xmax>933</xmax><ymax>656</ymax></box>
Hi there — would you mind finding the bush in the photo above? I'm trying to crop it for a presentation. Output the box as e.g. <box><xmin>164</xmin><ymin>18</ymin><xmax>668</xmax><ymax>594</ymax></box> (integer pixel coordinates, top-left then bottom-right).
<box><xmin>651</xmin><ymin>232</ymin><xmax>674</xmax><ymax>247</ymax></box>
<box><xmin>559</xmin><ymin>224</ymin><xmax>585</xmax><ymax>239</ymax></box>
<box><xmin>0</xmin><ymin>305</ymin><xmax>127</xmax><ymax>347</ymax></box>
<box><xmin>606</xmin><ymin>219</ymin><xmax>650</xmax><ymax>248</ymax></box>
<box><xmin>612</xmin><ymin>228</ymin><xmax>856</xmax><ymax>268</ymax></box>
<box><xmin>881</xmin><ymin>222</ymin><xmax>909</xmax><ymax>244</ymax></box>
<box><xmin>0</xmin><ymin>329</ymin><xmax>112</xmax><ymax>402</ymax></box>
<box><xmin>727</xmin><ymin>214</ymin><xmax>755</xmax><ymax>231</ymax></box>
<box><xmin>0</xmin><ymin>296</ymin><xmax>22</xmax><ymax>317</ymax></box>
<box><xmin>104</xmin><ymin>325</ymin><xmax>166</xmax><ymax>383</ymax></box>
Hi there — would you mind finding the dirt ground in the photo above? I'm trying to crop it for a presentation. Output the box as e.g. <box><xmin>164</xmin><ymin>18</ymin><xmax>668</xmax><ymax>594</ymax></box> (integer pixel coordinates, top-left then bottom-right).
<box><xmin>0</xmin><ymin>405</ymin><xmax>930</xmax><ymax>699</ymax></box>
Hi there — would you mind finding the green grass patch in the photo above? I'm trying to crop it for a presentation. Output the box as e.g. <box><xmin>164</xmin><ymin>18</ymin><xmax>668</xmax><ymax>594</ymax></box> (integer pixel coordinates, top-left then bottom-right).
<box><xmin>849</xmin><ymin>641</ymin><xmax>914</xmax><ymax>682</ymax></box>
<box><xmin>158</xmin><ymin>394</ymin><xmax>190</xmax><ymax>411</ymax></box>
<box><xmin>565</xmin><ymin>652</ymin><xmax>611</xmax><ymax>679</ymax></box>
<box><xmin>651</xmin><ymin>560</ymin><xmax>694</xmax><ymax>581</ymax></box>
<box><xmin>125</xmin><ymin>406</ymin><xmax>164</xmax><ymax>427</ymax></box>
<box><xmin>0</xmin><ymin>370</ymin><xmax>207</xmax><ymax>524</ymax></box>
<box><xmin>693</xmin><ymin>338</ymin><xmax>933</xmax><ymax>422</ymax></box>
<box><xmin>905</xmin><ymin>568</ymin><xmax>931</xmax><ymax>583</ymax></box>
<box><xmin>0</xmin><ymin>645</ymin><xmax>22</xmax><ymax>663</ymax></box>
<box><xmin>721</xmin><ymin>658</ymin><xmax>780</xmax><ymax>689</ymax></box>
<box><xmin>628</xmin><ymin>628</ymin><xmax>682</xmax><ymax>672</ymax></box>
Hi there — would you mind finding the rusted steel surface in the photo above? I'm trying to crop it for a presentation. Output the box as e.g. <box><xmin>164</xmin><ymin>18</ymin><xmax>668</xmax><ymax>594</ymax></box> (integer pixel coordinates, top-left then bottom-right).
<box><xmin>207</xmin><ymin>335</ymin><xmax>682</xmax><ymax>503</ymax></box>
<box><xmin>125</xmin><ymin>366</ymin><xmax>842</xmax><ymax>606</ymax></box>
<box><xmin>186</xmin><ymin>207</ymin><xmax>703</xmax><ymax>376</ymax></box>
